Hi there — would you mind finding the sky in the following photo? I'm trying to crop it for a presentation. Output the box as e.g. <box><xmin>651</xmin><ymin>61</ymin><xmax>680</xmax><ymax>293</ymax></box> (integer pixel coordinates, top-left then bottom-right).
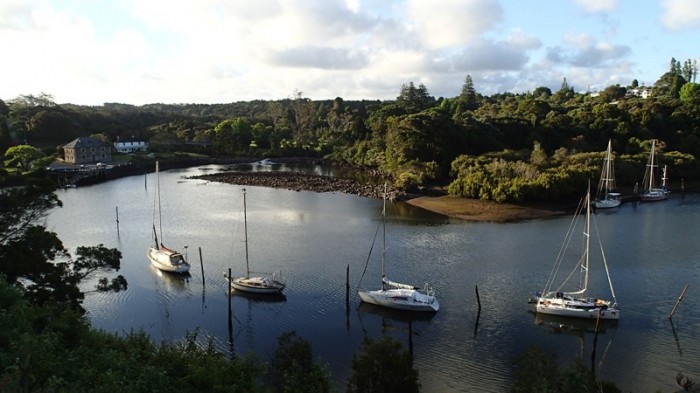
<box><xmin>1</xmin><ymin>0</ymin><xmax>699</xmax><ymax>106</ymax></box>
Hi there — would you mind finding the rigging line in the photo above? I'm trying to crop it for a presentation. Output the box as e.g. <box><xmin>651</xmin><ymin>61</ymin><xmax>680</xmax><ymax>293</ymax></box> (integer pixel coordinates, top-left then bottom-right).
<box><xmin>356</xmin><ymin>218</ymin><xmax>383</xmax><ymax>294</ymax></box>
<box><xmin>592</xmin><ymin>213</ymin><xmax>617</xmax><ymax>302</ymax></box>
<box><xmin>546</xmin><ymin>195</ymin><xmax>584</xmax><ymax>293</ymax></box>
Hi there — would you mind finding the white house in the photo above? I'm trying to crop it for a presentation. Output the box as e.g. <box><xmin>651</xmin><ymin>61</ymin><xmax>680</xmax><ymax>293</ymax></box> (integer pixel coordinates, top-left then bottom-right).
<box><xmin>114</xmin><ymin>139</ymin><xmax>148</xmax><ymax>153</ymax></box>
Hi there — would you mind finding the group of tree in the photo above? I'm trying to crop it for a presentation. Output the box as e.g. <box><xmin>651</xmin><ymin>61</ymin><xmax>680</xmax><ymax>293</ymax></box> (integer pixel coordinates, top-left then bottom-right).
<box><xmin>3</xmin><ymin>57</ymin><xmax>700</xmax><ymax>202</ymax></box>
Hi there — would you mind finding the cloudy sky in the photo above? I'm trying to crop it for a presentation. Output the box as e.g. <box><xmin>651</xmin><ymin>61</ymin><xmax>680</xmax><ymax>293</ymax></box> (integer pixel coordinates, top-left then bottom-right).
<box><xmin>2</xmin><ymin>0</ymin><xmax>699</xmax><ymax>105</ymax></box>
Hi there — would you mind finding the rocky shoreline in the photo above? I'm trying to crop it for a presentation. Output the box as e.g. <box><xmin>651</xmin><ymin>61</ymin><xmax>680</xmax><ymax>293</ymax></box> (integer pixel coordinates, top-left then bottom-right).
<box><xmin>190</xmin><ymin>170</ymin><xmax>406</xmax><ymax>200</ymax></box>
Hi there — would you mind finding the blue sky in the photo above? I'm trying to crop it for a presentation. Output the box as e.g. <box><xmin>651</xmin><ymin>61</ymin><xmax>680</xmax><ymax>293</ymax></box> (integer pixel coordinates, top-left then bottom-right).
<box><xmin>1</xmin><ymin>0</ymin><xmax>699</xmax><ymax>105</ymax></box>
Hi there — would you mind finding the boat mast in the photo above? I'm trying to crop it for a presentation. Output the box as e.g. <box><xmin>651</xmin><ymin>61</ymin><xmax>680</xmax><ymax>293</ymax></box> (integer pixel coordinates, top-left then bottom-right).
<box><xmin>662</xmin><ymin>164</ymin><xmax>668</xmax><ymax>189</ymax></box>
<box><xmin>648</xmin><ymin>139</ymin><xmax>657</xmax><ymax>191</ymax></box>
<box><xmin>582</xmin><ymin>181</ymin><xmax>591</xmax><ymax>294</ymax></box>
<box><xmin>156</xmin><ymin>161</ymin><xmax>163</xmax><ymax>246</ymax></box>
<box><xmin>243</xmin><ymin>188</ymin><xmax>250</xmax><ymax>278</ymax></box>
<box><xmin>598</xmin><ymin>139</ymin><xmax>614</xmax><ymax>198</ymax></box>
<box><xmin>381</xmin><ymin>183</ymin><xmax>386</xmax><ymax>285</ymax></box>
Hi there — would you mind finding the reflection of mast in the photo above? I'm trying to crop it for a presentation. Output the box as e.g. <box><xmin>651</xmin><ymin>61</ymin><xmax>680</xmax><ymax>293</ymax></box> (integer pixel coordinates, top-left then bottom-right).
<box><xmin>533</xmin><ymin>313</ymin><xmax>617</xmax><ymax>377</ymax></box>
<box><xmin>227</xmin><ymin>268</ymin><xmax>234</xmax><ymax>359</ymax></box>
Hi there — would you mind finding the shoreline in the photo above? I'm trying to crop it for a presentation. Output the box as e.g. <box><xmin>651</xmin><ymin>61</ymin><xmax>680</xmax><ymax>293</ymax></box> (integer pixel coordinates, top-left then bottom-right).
<box><xmin>404</xmin><ymin>195</ymin><xmax>573</xmax><ymax>222</ymax></box>
<box><xmin>192</xmin><ymin>170</ymin><xmax>575</xmax><ymax>222</ymax></box>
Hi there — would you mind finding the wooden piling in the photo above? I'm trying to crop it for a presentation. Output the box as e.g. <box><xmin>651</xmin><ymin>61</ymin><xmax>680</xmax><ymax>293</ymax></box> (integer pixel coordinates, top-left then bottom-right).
<box><xmin>473</xmin><ymin>285</ymin><xmax>482</xmax><ymax>339</ymax></box>
<box><xmin>668</xmin><ymin>283</ymin><xmax>689</xmax><ymax>319</ymax></box>
<box><xmin>199</xmin><ymin>247</ymin><xmax>205</xmax><ymax>287</ymax></box>
<box><xmin>345</xmin><ymin>264</ymin><xmax>350</xmax><ymax>308</ymax></box>
<box><xmin>475</xmin><ymin>285</ymin><xmax>482</xmax><ymax>312</ymax></box>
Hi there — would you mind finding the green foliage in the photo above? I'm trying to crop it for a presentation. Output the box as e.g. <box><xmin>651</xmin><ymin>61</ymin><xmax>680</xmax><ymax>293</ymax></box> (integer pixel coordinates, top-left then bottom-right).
<box><xmin>0</xmin><ymin>179</ymin><xmax>125</xmax><ymax>312</ymax></box>
<box><xmin>267</xmin><ymin>331</ymin><xmax>330</xmax><ymax>393</ymax></box>
<box><xmin>0</xmin><ymin>277</ymin><xmax>264</xmax><ymax>392</ymax></box>
<box><xmin>346</xmin><ymin>336</ymin><xmax>420</xmax><ymax>393</ymax></box>
<box><xmin>396</xmin><ymin>82</ymin><xmax>434</xmax><ymax>113</ymax></box>
<box><xmin>448</xmin><ymin>148</ymin><xmax>597</xmax><ymax>203</ymax></box>
<box><xmin>3</xmin><ymin>144</ymin><xmax>44</xmax><ymax>171</ymax></box>
<box><xmin>512</xmin><ymin>346</ymin><xmax>621</xmax><ymax>393</ymax></box>
<box><xmin>680</xmin><ymin>83</ymin><xmax>700</xmax><ymax>102</ymax></box>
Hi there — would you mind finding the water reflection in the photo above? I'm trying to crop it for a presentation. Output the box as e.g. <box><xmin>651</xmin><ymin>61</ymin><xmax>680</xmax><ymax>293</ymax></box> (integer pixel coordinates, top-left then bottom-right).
<box><xmin>532</xmin><ymin>312</ymin><xmax>618</xmax><ymax>375</ymax></box>
<box><xmin>230</xmin><ymin>289</ymin><xmax>288</xmax><ymax>303</ymax></box>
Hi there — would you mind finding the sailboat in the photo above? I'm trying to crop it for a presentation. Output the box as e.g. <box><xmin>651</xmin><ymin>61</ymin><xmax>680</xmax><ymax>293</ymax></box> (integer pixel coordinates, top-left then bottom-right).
<box><xmin>357</xmin><ymin>185</ymin><xmax>439</xmax><ymax>312</ymax></box>
<box><xmin>531</xmin><ymin>181</ymin><xmax>619</xmax><ymax>320</ymax></box>
<box><xmin>226</xmin><ymin>188</ymin><xmax>285</xmax><ymax>294</ymax></box>
<box><xmin>640</xmin><ymin>139</ymin><xmax>668</xmax><ymax>201</ymax></box>
<box><xmin>594</xmin><ymin>139</ymin><xmax>621</xmax><ymax>209</ymax></box>
<box><xmin>147</xmin><ymin>161</ymin><xmax>191</xmax><ymax>274</ymax></box>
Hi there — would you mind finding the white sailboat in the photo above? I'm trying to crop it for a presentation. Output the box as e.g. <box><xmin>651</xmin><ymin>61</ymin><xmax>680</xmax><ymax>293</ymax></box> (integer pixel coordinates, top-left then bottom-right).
<box><xmin>147</xmin><ymin>161</ymin><xmax>191</xmax><ymax>274</ymax></box>
<box><xmin>532</xmin><ymin>181</ymin><xmax>619</xmax><ymax>320</ymax></box>
<box><xmin>358</xmin><ymin>185</ymin><xmax>439</xmax><ymax>312</ymax></box>
<box><xmin>227</xmin><ymin>188</ymin><xmax>285</xmax><ymax>294</ymax></box>
<box><xmin>594</xmin><ymin>139</ymin><xmax>621</xmax><ymax>209</ymax></box>
<box><xmin>640</xmin><ymin>139</ymin><xmax>668</xmax><ymax>202</ymax></box>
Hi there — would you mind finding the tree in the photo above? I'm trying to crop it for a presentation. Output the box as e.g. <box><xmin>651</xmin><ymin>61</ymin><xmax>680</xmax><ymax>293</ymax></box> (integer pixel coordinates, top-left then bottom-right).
<box><xmin>532</xmin><ymin>86</ymin><xmax>552</xmax><ymax>100</ymax></box>
<box><xmin>3</xmin><ymin>144</ymin><xmax>44</xmax><ymax>171</ymax></box>
<box><xmin>0</xmin><ymin>180</ymin><xmax>125</xmax><ymax>312</ymax></box>
<box><xmin>396</xmin><ymin>82</ymin><xmax>434</xmax><ymax>113</ymax></box>
<box><xmin>682</xmin><ymin>59</ymin><xmax>697</xmax><ymax>82</ymax></box>
<box><xmin>679</xmin><ymin>82</ymin><xmax>700</xmax><ymax>102</ymax></box>
<box><xmin>346</xmin><ymin>336</ymin><xmax>420</xmax><ymax>393</ymax></box>
<box><xmin>512</xmin><ymin>346</ymin><xmax>621</xmax><ymax>393</ymax></box>
<box><xmin>26</xmin><ymin>110</ymin><xmax>81</xmax><ymax>146</ymax></box>
<box><xmin>0</xmin><ymin>99</ymin><xmax>11</xmax><ymax>153</ymax></box>
<box><xmin>554</xmin><ymin>77</ymin><xmax>574</xmax><ymax>101</ymax></box>
<box><xmin>458</xmin><ymin>75</ymin><xmax>478</xmax><ymax>110</ymax></box>
<box><xmin>267</xmin><ymin>331</ymin><xmax>330</xmax><ymax>393</ymax></box>
<box><xmin>212</xmin><ymin>118</ymin><xmax>254</xmax><ymax>155</ymax></box>
<box><xmin>654</xmin><ymin>71</ymin><xmax>686</xmax><ymax>98</ymax></box>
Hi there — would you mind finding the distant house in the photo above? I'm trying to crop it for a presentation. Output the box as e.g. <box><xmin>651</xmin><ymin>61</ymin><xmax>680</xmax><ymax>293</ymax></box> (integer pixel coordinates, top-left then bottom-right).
<box><xmin>626</xmin><ymin>87</ymin><xmax>652</xmax><ymax>99</ymax></box>
<box><xmin>114</xmin><ymin>139</ymin><xmax>148</xmax><ymax>153</ymax></box>
<box><xmin>63</xmin><ymin>137</ymin><xmax>112</xmax><ymax>164</ymax></box>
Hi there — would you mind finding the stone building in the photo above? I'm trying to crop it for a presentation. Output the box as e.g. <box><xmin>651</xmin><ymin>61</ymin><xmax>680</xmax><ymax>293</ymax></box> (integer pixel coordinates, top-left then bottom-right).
<box><xmin>63</xmin><ymin>137</ymin><xmax>112</xmax><ymax>164</ymax></box>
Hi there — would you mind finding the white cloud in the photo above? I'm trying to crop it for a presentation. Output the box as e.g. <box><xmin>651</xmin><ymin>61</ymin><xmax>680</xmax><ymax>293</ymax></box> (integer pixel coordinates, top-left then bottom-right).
<box><xmin>406</xmin><ymin>0</ymin><xmax>503</xmax><ymax>49</ymax></box>
<box><xmin>546</xmin><ymin>34</ymin><xmax>631</xmax><ymax>68</ymax></box>
<box><xmin>572</xmin><ymin>0</ymin><xmax>617</xmax><ymax>13</ymax></box>
<box><xmin>661</xmin><ymin>0</ymin><xmax>700</xmax><ymax>30</ymax></box>
<box><xmin>0</xmin><ymin>0</ymin><xmax>690</xmax><ymax>104</ymax></box>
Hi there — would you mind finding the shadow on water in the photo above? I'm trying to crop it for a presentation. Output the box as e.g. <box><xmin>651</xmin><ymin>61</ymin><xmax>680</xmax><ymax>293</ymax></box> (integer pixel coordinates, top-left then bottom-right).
<box><xmin>229</xmin><ymin>289</ymin><xmax>288</xmax><ymax>303</ymax></box>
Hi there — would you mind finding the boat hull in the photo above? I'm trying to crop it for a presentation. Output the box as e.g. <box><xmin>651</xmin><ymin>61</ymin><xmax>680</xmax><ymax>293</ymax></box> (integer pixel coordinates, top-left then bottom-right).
<box><xmin>594</xmin><ymin>197</ymin><xmax>621</xmax><ymax>209</ymax></box>
<box><xmin>358</xmin><ymin>288</ymin><xmax>439</xmax><ymax>312</ymax></box>
<box><xmin>641</xmin><ymin>190</ymin><xmax>668</xmax><ymax>201</ymax></box>
<box><xmin>536</xmin><ymin>298</ymin><xmax>619</xmax><ymax>320</ymax></box>
<box><xmin>148</xmin><ymin>247</ymin><xmax>191</xmax><ymax>274</ymax></box>
<box><xmin>230</xmin><ymin>276</ymin><xmax>285</xmax><ymax>294</ymax></box>
<box><xmin>536</xmin><ymin>304</ymin><xmax>619</xmax><ymax>320</ymax></box>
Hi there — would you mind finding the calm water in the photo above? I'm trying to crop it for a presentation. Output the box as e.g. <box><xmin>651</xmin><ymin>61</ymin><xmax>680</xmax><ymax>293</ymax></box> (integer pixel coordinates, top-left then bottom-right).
<box><xmin>46</xmin><ymin>163</ymin><xmax>700</xmax><ymax>392</ymax></box>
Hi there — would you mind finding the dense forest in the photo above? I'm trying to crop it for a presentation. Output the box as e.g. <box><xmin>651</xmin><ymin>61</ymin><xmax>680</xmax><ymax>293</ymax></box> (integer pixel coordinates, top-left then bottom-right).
<box><xmin>2</xmin><ymin>57</ymin><xmax>700</xmax><ymax>203</ymax></box>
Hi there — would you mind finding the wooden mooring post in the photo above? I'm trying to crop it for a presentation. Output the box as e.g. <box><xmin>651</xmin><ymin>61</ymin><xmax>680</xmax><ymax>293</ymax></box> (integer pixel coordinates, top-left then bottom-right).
<box><xmin>199</xmin><ymin>247</ymin><xmax>205</xmax><ymax>287</ymax></box>
<box><xmin>473</xmin><ymin>285</ymin><xmax>482</xmax><ymax>339</ymax></box>
<box><xmin>668</xmin><ymin>283</ymin><xmax>689</xmax><ymax>319</ymax></box>
<box><xmin>115</xmin><ymin>206</ymin><xmax>120</xmax><ymax>237</ymax></box>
